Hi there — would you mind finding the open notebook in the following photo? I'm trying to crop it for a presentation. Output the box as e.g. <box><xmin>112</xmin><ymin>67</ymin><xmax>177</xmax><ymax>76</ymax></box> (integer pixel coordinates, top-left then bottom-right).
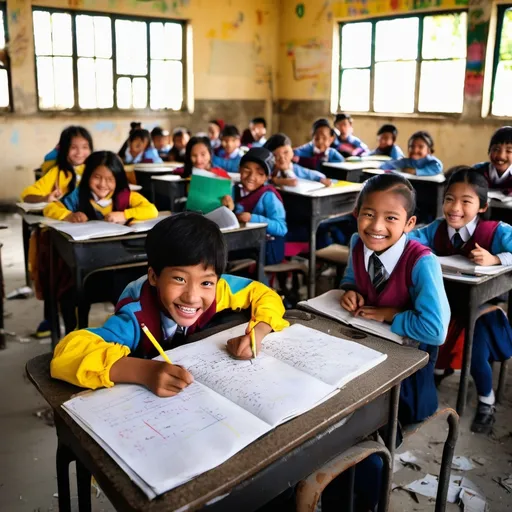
<box><xmin>298</xmin><ymin>289</ymin><xmax>404</xmax><ymax>345</ymax></box>
<box><xmin>438</xmin><ymin>255</ymin><xmax>512</xmax><ymax>276</ymax></box>
<box><xmin>205</xmin><ymin>206</ymin><xmax>240</xmax><ymax>231</ymax></box>
<box><xmin>62</xmin><ymin>323</ymin><xmax>386</xmax><ymax>498</ymax></box>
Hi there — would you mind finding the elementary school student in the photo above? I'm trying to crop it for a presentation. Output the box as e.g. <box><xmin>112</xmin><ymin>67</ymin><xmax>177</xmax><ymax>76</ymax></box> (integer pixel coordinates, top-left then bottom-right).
<box><xmin>264</xmin><ymin>133</ymin><xmax>331</xmax><ymax>186</ymax></box>
<box><xmin>208</xmin><ymin>119</ymin><xmax>225</xmax><ymax>150</ymax></box>
<box><xmin>50</xmin><ymin>212</ymin><xmax>289</xmax><ymax>393</ymax></box>
<box><xmin>168</xmin><ymin>127</ymin><xmax>191</xmax><ymax>163</ymax></box>
<box><xmin>241</xmin><ymin>117</ymin><xmax>268</xmax><ymax>147</ymax></box>
<box><xmin>409</xmin><ymin>167</ymin><xmax>512</xmax><ymax>433</ymax></box>
<box><xmin>213</xmin><ymin>124</ymin><xmax>244</xmax><ymax>174</ymax></box>
<box><xmin>474</xmin><ymin>126</ymin><xmax>512</xmax><ymax>192</ymax></box>
<box><xmin>222</xmin><ymin>147</ymin><xmax>287</xmax><ymax>265</ymax></box>
<box><xmin>370</xmin><ymin>124</ymin><xmax>404</xmax><ymax>159</ymax></box>
<box><xmin>380</xmin><ymin>131</ymin><xmax>442</xmax><ymax>176</ymax></box>
<box><xmin>118</xmin><ymin>121</ymin><xmax>142</xmax><ymax>159</ymax></box>
<box><xmin>294</xmin><ymin>118</ymin><xmax>344</xmax><ymax>172</ymax></box>
<box><xmin>151</xmin><ymin>127</ymin><xmax>172</xmax><ymax>161</ymax></box>
<box><xmin>332</xmin><ymin>112</ymin><xmax>368</xmax><ymax>158</ymax></box>
<box><xmin>122</xmin><ymin>129</ymin><xmax>163</xmax><ymax>165</ymax></box>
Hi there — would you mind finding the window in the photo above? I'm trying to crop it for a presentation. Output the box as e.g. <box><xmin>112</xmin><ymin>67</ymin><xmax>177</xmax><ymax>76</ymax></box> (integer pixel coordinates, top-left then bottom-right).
<box><xmin>338</xmin><ymin>11</ymin><xmax>467</xmax><ymax>114</ymax></box>
<box><xmin>0</xmin><ymin>5</ymin><xmax>10</xmax><ymax>110</ymax></box>
<box><xmin>32</xmin><ymin>8</ymin><xmax>184</xmax><ymax>111</ymax></box>
<box><xmin>491</xmin><ymin>6</ymin><xmax>512</xmax><ymax>117</ymax></box>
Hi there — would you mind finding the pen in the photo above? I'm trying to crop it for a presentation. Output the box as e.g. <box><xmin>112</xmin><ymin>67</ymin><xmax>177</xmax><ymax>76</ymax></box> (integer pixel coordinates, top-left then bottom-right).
<box><xmin>141</xmin><ymin>323</ymin><xmax>173</xmax><ymax>364</ymax></box>
<box><xmin>250</xmin><ymin>328</ymin><xmax>257</xmax><ymax>359</ymax></box>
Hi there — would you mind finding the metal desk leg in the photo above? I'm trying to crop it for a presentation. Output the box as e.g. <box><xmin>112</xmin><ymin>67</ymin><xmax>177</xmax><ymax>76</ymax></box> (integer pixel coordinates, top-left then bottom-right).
<box><xmin>22</xmin><ymin>219</ymin><xmax>31</xmax><ymax>287</ymax></box>
<box><xmin>308</xmin><ymin>218</ymin><xmax>321</xmax><ymax>298</ymax></box>
<box><xmin>257</xmin><ymin>237</ymin><xmax>266</xmax><ymax>283</ymax></box>
<box><xmin>76</xmin><ymin>459</ymin><xmax>92</xmax><ymax>512</ymax></box>
<box><xmin>456</xmin><ymin>288</ymin><xmax>478</xmax><ymax>415</ymax></box>
<box><xmin>56</xmin><ymin>442</ymin><xmax>74</xmax><ymax>512</ymax></box>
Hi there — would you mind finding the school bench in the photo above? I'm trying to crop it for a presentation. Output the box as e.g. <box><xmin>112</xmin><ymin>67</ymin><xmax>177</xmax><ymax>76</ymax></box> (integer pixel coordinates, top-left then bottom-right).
<box><xmin>26</xmin><ymin>310</ymin><xmax>427</xmax><ymax>512</ymax></box>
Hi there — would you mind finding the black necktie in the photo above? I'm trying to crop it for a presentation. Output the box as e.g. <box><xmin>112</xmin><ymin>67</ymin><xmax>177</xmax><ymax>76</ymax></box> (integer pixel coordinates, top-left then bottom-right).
<box><xmin>371</xmin><ymin>253</ymin><xmax>387</xmax><ymax>293</ymax></box>
<box><xmin>173</xmin><ymin>325</ymin><xmax>186</xmax><ymax>346</ymax></box>
<box><xmin>452</xmin><ymin>232</ymin><xmax>464</xmax><ymax>250</ymax></box>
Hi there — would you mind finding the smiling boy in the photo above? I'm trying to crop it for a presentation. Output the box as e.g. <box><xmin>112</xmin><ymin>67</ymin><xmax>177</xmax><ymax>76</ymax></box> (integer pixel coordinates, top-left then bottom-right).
<box><xmin>50</xmin><ymin>213</ymin><xmax>288</xmax><ymax>397</ymax></box>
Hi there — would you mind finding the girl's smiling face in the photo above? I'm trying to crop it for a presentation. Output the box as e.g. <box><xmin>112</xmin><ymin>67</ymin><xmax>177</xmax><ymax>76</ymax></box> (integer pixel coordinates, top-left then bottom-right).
<box><xmin>67</xmin><ymin>135</ymin><xmax>92</xmax><ymax>166</ymax></box>
<box><xmin>89</xmin><ymin>165</ymin><xmax>116</xmax><ymax>199</ymax></box>
<box><xmin>489</xmin><ymin>143</ymin><xmax>512</xmax><ymax>175</ymax></box>
<box><xmin>443</xmin><ymin>182</ymin><xmax>487</xmax><ymax>230</ymax></box>
<box><xmin>408</xmin><ymin>138</ymin><xmax>430</xmax><ymax>160</ymax></box>
<box><xmin>190</xmin><ymin>143</ymin><xmax>211</xmax><ymax>170</ymax></box>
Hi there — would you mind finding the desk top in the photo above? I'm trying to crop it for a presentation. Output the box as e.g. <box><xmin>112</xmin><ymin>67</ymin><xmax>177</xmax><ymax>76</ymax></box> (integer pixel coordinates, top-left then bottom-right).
<box><xmin>323</xmin><ymin>161</ymin><xmax>382</xmax><ymax>171</ymax></box>
<box><xmin>490</xmin><ymin>199</ymin><xmax>512</xmax><ymax>210</ymax></box>
<box><xmin>443</xmin><ymin>266</ymin><xmax>512</xmax><ymax>284</ymax></box>
<box><xmin>280</xmin><ymin>183</ymin><xmax>362</xmax><ymax>198</ymax></box>
<box><xmin>151</xmin><ymin>174</ymin><xmax>187</xmax><ymax>183</ymax></box>
<box><xmin>26</xmin><ymin>312</ymin><xmax>426</xmax><ymax>511</ymax></box>
<box><xmin>362</xmin><ymin>169</ymin><xmax>446</xmax><ymax>183</ymax></box>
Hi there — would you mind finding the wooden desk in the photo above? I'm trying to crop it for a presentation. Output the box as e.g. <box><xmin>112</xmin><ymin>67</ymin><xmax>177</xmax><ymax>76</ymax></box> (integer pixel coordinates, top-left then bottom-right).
<box><xmin>443</xmin><ymin>269</ymin><xmax>512</xmax><ymax>415</ymax></box>
<box><xmin>19</xmin><ymin>210</ymin><xmax>46</xmax><ymax>287</ymax></box>
<box><xmin>281</xmin><ymin>186</ymin><xmax>362</xmax><ymax>298</ymax></box>
<box><xmin>151</xmin><ymin>175</ymin><xmax>188</xmax><ymax>212</ymax></box>
<box><xmin>26</xmin><ymin>311</ymin><xmax>427</xmax><ymax>512</ymax></box>
<box><xmin>47</xmin><ymin>223</ymin><xmax>268</xmax><ymax>346</ymax></box>
<box><xmin>133</xmin><ymin>163</ymin><xmax>182</xmax><ymax>201</ymax></box>
<box><xmin>321</xmin><ymin>161</ymin><xmax>380</xmax><ymax>183</ymax></box>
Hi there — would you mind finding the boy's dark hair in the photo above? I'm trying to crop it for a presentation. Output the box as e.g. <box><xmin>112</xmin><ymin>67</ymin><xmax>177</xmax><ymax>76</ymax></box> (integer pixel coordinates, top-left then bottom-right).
<box><xmin>312</xmin><ymin>118</ymin><xmax>335</xmax><ymax>137</ymax></box>
<box><xmin>146</xmin><ymin>212</ymin><xmax>227</xmax><ymax>277</ymax></box>
<box><xmin>356</xmin><ymin>173</ymin><xmax>416</xmax><ymax>219</ymax></box>
<box><xmin>446</xmin><ymin>165</ymin><xmax>488</xmax><ymax>209</ymax></box>
<box><xmin>209</xmin><ymin>119</ymin><xmax>225</xmax><ymax>131</ymax></box>
<box><xmin>173</xmin><ymin>126</ymin><xmax>191</xmax><ymax>139</ymax></box>
<box><xmin>78</xmin><ymin>151</ymin><xmax>129</xmax><ymax>220</ymax></box>
<box><xmin>264</xmin><ymin>133</ymin><xmax>292</xmax><ymax>153</ymax></box>
<box><xmin>221</xmin><ymin>124</ymin><xmax>240</xmax><ymax>139</ymax></box>
<box><xmin>57</xmin><ymin>126</ymin><xmax>93</xmax><ymax>193</ymax></box>
<box><xmin>151</xmin><ymin>126</ymin><xmax>169</xmax><ymax>138</ymax></box>
<box><xmin>183</xmin><ymin>136</ymin><xmax>213</xmax><ymax>178</ymax></box>
<box><xmin>377</xmin><ymin>124</ymin><xmax>398</xmax><ymax>140</ymax></box>
<box><xmin>333</xmin><ymin>112</ymin><xmax>352</xmax><ymax>125</ymax></box>
<box><xmin>251</xmin><ymin>117</ymin><xmax>267</xmax><ymax>127</ymax></box>
<box><xmin>129</xmin><ymin>128</ymin><xmax>151</xmax><ymax>145</ymax></box>
<box><xmin>488</xmin><ymin>126</ymin><xmax>512</xmax><ymax>152</ymax></box>
<box><xmin>408</xmin><ymin>131</ymin><xmax>434</xmax><ymax>153</ymax></box>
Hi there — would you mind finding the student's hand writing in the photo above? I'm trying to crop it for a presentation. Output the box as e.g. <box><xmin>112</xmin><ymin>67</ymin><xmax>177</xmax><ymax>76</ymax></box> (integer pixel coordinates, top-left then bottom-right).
<box><xmin>320</xmin><ymin>178</ymin><xmax>332</xmax><ymax>187</ymax></box>
<box><xmin>237</xmin><ymin>212</ymin><xmax>251</xmax><ymax>223</ymax></box>
<box><xmin>470</xmin><ymin>243</ymin><xmax>500</xmax><ymax>266</ymax></box>
<box><xmin>226</xmin><ymin>321</ymin><xmax>272</xmax><ymax>360</ymax></box>
<box><xmin>105</xmin><ymin>211</ymin><xmax>126</xmax><ymax>224</ymax></box>
<box><xmin>46</xmin><ymin>188</ymin><xmax>63</xmax><ymax>202</ymax></box>
<box><xmin>65</xmin><ymin>212</ymin><xmax>88</xmax><ymax>223</ymax></box>
<box><xmin>221</xmin><ymin>195</ymin><xmax>235</xmax><ymax>210</ymax></box>
<box><xmin>341</xmin><ymin>290</ymin><xmax>365</xmax><ymax>312</ymax></box>
<box><xmin>354</xmin><ymin>306</ymin><xmax>401</xmax><ymax>324</ymax></box>
<box><xmin>144</xmin><ymin>361</ymin><xmax>195</xmax><ymax>398</ymax></box>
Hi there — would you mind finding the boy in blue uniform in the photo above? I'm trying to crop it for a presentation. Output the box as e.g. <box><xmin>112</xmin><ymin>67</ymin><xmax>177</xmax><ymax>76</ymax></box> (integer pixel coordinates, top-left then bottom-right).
<box><xmin>332</xmin><ymin>112</ymin><xmax>368</xmax><ymax>158</ymax></box>
<box><xmin>213</xmin><ymin>124</ymin><xmax>244</xmax><ymax>174</ymax></box>
<box><xmin>51</xmin><ymin>213</ymin><xmax>288</xmax><ymax>393</ymax></box>
<box><xmin>122</xmin><ymin>129</ymin><xmax>163</xmax><ymax>165</ymax></box>
<box><xmin>151</xmin><ymin>126</ymin><xmax>172</xmax><ymax>161</ymax></box>
<box><xmin>370</xmin><ymin>124</ymin><xmax>404</xmax><ymax>159</ymax></box>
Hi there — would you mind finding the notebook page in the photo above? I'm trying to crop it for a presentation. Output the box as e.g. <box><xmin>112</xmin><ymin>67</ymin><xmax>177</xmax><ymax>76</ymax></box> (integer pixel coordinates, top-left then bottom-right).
<box><xmin>488</xmin><ymin>190</ymin><xmax>512</xmax><ymax>203</ymax></box>
<box><xmin>205</xmin><ymin>206</ymin><xmax>240</xmax><ymax>230</ymax></box>
<box><xmin>438</xmin><ymin>255</ymin><xmax>511</xmax><ymax>276</ymax></box>
<box><xmin>43</xmin><ymin>220</ymin><xmax>133</xmax><ymax>240</ymax></box>
<box><xmin>261</xmin><ymin>324</ymin><xmax>387</xmax><ymax>388</ymax></box>
<box><xmin>128</xmin><ymin>215</ymin><xmax>169</xmax><ymax>233</ymax></box>
<box><xmin>170</xmin><ymin>325</ymin><xmax>337</xmax><ymax>427</ymax></box>
<box><xmin>63</xmin><ymin>381</ymin><xmax>270</xmax><ymax>498</ymax></box>
<box><xmin>280</xmin><ymin>179</ymin><xmax>326</xmax><ymax>194</ymax></box>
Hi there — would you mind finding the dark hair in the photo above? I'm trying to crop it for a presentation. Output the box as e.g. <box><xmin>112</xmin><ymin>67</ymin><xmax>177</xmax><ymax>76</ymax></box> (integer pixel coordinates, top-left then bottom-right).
<box><xmin>377</xmin><ymin>124</ymin><xmax>398</xmax><ymax>140</ymax></box>
<box><xmin>183</xmin><ymin>136</ymin><xmax>213</xmax><ymax>178</ymax></box>
<box><xmin>221</xmin><ymin>124</ymin><xmax>240</xmax><ymax>139</ymax></box>
<box><xmin>264</xmin><ymin>133</ymin><xmax>292</xmax><ymax>153</ymax></box>
<box><xmin>408</xmin><ymin>131</ymin><xmax>434</xmax><ymax>153</ymax></box>
<box><xmin>445</xmin><ymin>165</ymin><xmax>488</xmax><ymax>209</ymax></box>
<box><xmin>488</xmin><ymin>126</ymin><xmax>512</xmax><ymax>152</ymax></box>
<box><xmin>151</xmin><ymin>126</ymin><xmax>169</xmax><ymax>138</ymax></box>
<box><xmin>333</xmin><ymin>112</ymin><xmax>352</xmax><ymax>125</ymax></box>
<box><xmin>356</xmin><ymin>173</ymin><xmax>416</xmax><ymax>219</ymax></box>
<box><xmin>251</xmin><ymin>117</ymin><xmax>267</xmax><ymax>128</ymax></box>
<box><xmin>146</xmin><ymin>212</ymin><xmax>227</xmax><ymax>276</ymax></box>
<box><xmin>173</xmin><ymin>126</ymin><xmax>191</xmax><ymax>139</ymax></box>
<box><xmin>312</xmin><ymin>118</ymin><xmax>335</xmax><ymax>137</ymax></box>
<box><xmin>78</xmin><ymin>151</ymin><xmax>129</xmax><ymax>220</ymax></box>
<box><xmin>129</xmin><ymin>128</ymin><xmax>151</xmax><ymax>146</ymax></box>
<box><xmin>209</xmin><ymin>119</ymin><xmax>225</xmax><ymax>131</ymax></box>
<box><xmin>57</xmin><ymin>126</ymin><xmax>93</xmax><ymax>194</ymax></box>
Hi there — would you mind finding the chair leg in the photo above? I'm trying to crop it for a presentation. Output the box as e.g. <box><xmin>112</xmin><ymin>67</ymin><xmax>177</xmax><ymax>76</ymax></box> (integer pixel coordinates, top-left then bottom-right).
<box><xmin>497</xmin><ymin>359</ymin><xmax>509</xmax><ymax>404</ymax></box>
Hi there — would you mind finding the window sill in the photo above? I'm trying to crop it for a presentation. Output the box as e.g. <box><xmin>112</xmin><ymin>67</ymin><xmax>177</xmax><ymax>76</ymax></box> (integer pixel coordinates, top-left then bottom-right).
<box><xmin>332</xmin><ymin>110</ymin><xmax>464</xmax><ymax>121</ymax></box>
<box><xmin>0</xmin><ymin>108</ymin><xmax>191</xmax><ymax>118</ymax></box>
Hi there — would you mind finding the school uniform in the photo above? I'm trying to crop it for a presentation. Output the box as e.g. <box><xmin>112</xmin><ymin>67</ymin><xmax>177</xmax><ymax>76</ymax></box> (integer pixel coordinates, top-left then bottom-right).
<box><xmin>210</xmin><ymin>138</ymin><xmax>221</xmax><ymax>151</ymax></box>
<box><xmin>380</xmin><ymin>155</ymin><xmax>443</xmax><ymax>176</ymax></box>
<box><xmin>124</xmin><ymin>147</ymin><xmax>163</xmax><ymax>165</ymax></box>
<box><xmin>370</xmin><ymin>145</ymin><xmax>404</xmax><ymax>160</ymax></box>
<box><xmin>293</xmin><ymin>142</ymin><xmax>344</xmax><ymax>171</ymax></box>
<box><xmin>21</xmin><ymin>164</ymin><xmax>86</xmax><ymax>200</ymax></box>
<box><xmin>156</xmin><ymin>145</ymin><xmax>172</xmax><ymax>162</ymax></box>
<box><xmin>474</xmin><ymin>162</ymin><xmax>512</xmax><ymax>193</ymax></box>
<box><xmin>342</xmin><ymin>233</ymin><xmax>449</xmax><ymax>424</ymax></box>
<box><xmin>50</xmin><ymin>274</ymin><xmax>289</xmax><ymax>389</ymax></box>
<box><xmin>212</xmin><ymin>148</ymin><xmax>243</xmax><ymax>174</ymax></box>
<box><xmin>276</xmin><ymin>163</ymin><xmax>327</xmax><ymax>182</ymax></box>
<box><xmin>333</xmin><ymin>134</ymin><xmax>368</xmax><ymax>158</ymax></box>
<box><xmin>249</xmin><ymin>137</ymin><xmax>267</xmax><ymax>148</ymax></box>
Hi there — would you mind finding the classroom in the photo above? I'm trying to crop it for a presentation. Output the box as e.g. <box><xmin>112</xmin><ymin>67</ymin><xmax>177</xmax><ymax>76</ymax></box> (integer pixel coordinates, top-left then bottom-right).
<box><xmin>1</xmin><ymin>0</ymin><xmax>512</xmax><ymax>511</ymax></box>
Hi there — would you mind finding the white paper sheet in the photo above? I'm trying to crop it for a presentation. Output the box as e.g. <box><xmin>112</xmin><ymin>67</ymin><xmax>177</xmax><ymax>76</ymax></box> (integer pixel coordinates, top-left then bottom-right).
<box><xmin>205</xmin><ymin>206</ymin><xmax>240</xmax><ymax>231</ymax></box>
<box><xmin>438</xmin><ymin>255</ymin><xmax>512</xmax><ymax>276</ymax></box>
<box><xmin>16</xmin><ymin>201</ymin><xmax>48</xmax><ymax>212</ymax></box>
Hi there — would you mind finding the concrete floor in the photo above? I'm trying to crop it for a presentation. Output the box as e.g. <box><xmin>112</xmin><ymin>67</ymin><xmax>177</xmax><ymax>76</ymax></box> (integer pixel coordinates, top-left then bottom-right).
<box><xmin>0</xmin><ymin>212</ymin><xmax>511</xmax><ymax>511</ymax></box>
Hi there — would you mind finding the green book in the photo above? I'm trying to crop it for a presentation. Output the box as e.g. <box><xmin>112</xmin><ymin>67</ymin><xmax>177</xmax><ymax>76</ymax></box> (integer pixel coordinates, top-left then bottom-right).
<box><xmin>186</xmin><ymin>170</ymin><xmax>233</xmax><ymax>214</ymax></box>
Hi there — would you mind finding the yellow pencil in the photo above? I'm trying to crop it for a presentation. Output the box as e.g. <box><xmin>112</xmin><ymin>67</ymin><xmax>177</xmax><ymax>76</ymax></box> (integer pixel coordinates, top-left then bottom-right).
<box><xmin>141</xmin><ymin>323</ymin><xmax>173</xmax><ymax>364</ymax></box>
<box><xmin>250</xmin><ymin>328</ymin><xmax>257</xmax><ymax>359</ymax></box>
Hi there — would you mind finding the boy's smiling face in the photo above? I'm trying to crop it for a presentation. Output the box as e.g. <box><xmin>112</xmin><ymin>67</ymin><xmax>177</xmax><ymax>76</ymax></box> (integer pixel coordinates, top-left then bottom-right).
<box><xmin>313</xmin><ymin>126</ymin><xmax>334</xmax><ymax>153</ymax></box>
<box><xmin>240</xmin><ymin>161</ymin><xmax>267</xmax><ymax>191</ymax></box>
<box><xmin>148</xmin><ymin>264</ymin><xmax>218</xmax><ymax>327</ymax></box>
<box><xmin>489</xmin><ymin>143</ymin><xmax>512</xmax><ymax>175</ymax></box>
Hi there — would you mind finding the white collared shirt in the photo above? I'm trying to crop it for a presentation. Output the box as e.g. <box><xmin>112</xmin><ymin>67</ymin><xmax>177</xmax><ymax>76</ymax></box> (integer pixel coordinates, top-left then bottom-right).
<box><xmin>489</xmin><ymin>164</ymin><xmax>512</xmax><ymax>184</ymax></box>
<box><xmin>91</xmin><ymin>192</ymin><xmax>112</xmax><ymax>208</ymax></box>
<box><xmin>447</xmin><ymin>215</ymin><xmax>478</xmax><ymax>243</ymax></box>
<box><xmin>160</xmin><ymin>313</ymin><xmax>188</xmax><ymax>342</ymax></box>
<box><xmin>279</xmin><ymin>165</ymin><xmax>297</xmax><ymax>179</ymax></box>
<box><xmin>363</xmin><ymin>233</ymin><xmax>407</xmax><ymax>280</ymax></box>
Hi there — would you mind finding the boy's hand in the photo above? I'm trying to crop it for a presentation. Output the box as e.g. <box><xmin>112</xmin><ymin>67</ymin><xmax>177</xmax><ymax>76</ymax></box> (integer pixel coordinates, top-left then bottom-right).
<box><xmin>46</xmin><ymin>188</ymin><xmax>63</xmax><ymax>202</ymax></box>
<box><xmin>237</xmin><ymin>212</ymin><xmax>251</xmax><ymax>223</ymax></box>
<box><xmin>227</xmin><ymin>321</ymin><xmax>272</xmax><ymax>360</ymax></box>
<box><xmin>320</xmin><ymin>178</ymin><xmax>332</xmax><ymax>187</ymax></box>
<box><xmin>470</xmin><ymin>243</ymin><xmax>500</xmax><ymax>266</ymax></box>
<box><xmin>145</xmin><ymin>362</ymin><xmax>195</xmax><ymax>398</ymax></box>
<box><xmin>65</xmin><ymin>212</ymin><xmax>88</xmax><ymax>223</ymax></box>
<box><xmin>354</xmin><ymin>306</ymin><xmax>401</xmax><ymax>324</ymax></box>
<box><xmin>341</xmin><ymin>290</ymin><xmax>364</xmax><ymax>312</ymax></box>
<box><xmin>222</xmin><ymin>195</ymin><xmax>234</xmax><ymax>210</ymax></box>
<box><xmin>273</xmin><ymin>177</ymin><xmax>298</xmax><ymax>187</ymax></box>
<box><xmin>105</xmin><ymin>211</ymin><xmax>126</xmax><ymax>224</ymax></box>
<box><xmin>402</xmin><ymin>168</ymin><xmax>417</xmax><ymax>175</ymax></box>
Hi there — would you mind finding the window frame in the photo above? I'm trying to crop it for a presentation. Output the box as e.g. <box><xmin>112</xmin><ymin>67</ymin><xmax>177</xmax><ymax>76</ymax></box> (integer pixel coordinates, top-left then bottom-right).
<box><xmin>32</xmin><ymin>7</ymin><xmax>187</xmax><ymax>113</ymax></box>
<box><xmin>490</xmin><ymin>3</ymin><xmax>512</xmax><ymax>118</ymax></box>
<box><xmin>337</xmin><ymin>8</ymin><xmax>468</xmax><ymax>117</ymax></box>
<box><xmin>0</xmin><ymin>2</ymin><xmax>12</xmax><ymax>112</ymax></box>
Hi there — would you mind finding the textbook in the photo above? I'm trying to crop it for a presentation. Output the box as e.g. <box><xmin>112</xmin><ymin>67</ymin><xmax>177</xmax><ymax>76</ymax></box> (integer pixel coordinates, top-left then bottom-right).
<box><xmin>205</xmin><ymin>206</ymin><xmax>240</xmax><ymax>231</ymax></box>
<box><xmin>298</xmin><ymin>289</ymin><xmax>404</xmax><ymax>345</ymax></box>
<box><xmin>62</xmin><ymin>323</ymin><xmax>386</xmax><ymax>498</ymax></box>
<box><xmin>488</xmin><ymin>190</ymin><xmax>512</xmax><ymax>203</ymax></box>
<box><xmin>16</xmin><ymin>202</ymin><xmax>48</xmax><ymax>212</ymax></box>
<box><xmin>438</xmin><ymin>255</ymin><xmax>512</xmax><ymax>277</ymax></box>
<box><xmin>186</xmin><ymin>169</ymin><xmax>233</xmax><ymax>214</ymax></box>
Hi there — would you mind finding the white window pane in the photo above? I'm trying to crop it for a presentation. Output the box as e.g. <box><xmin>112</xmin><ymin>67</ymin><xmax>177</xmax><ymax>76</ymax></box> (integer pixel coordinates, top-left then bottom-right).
<box><xmin>78</xmin><ymin>58</ymin><xmax>96</xmax><ymax>109</ymax></box>
<box><xmin>374</xmin><ymin>61</ymin><xmax>416</xmax><ymax>113</ymax></box>
<box><xmin>33</xmin><ymin>11</ymin><xmax>52</xmax><ymax>56</ymax></box>
<box><xmin>164</xmin><ymin>23</ymin><xmax>182</xmax><ymax>60</ymax></box>
<box><xmin>132</xmin><ymin>77</ymin><xmax>147</xmax><ymax>109</ymax></box>
<box><xmin>115</xmin><ymin>20</ymin><xmax>147</xmax><ymax>76</ymax></box>
<box><xmin>419</xmin><ymin>60</ymin><xmax>465</xmax><ymax>113</ymax></box>
<box><xmin>76</xmin><ymin>15</ymin><xmax>94</xmax><ymax>58</ymax></box>
<box><xmin>117</xmin><ymin>77</ymin><xmax>132</xmax><ymax>109</ymax></box>
<box><xmin>53</xmin><ymin>57</ymin><xmax>74</xmax><ymax>108</ymax></box>
<box><xmin>492</xmin><ymin>62</ymin><xmax>512</xmax><ymax>117</ymax></box>
<box><xmin>36</xmin><ymin>56</ymin><xmax>55</xmax><ymax>109</ymax></box>
<box><xmin>375</xmin><ymin>18</ymin><xmax>419</xmax><ymax>61</ymax></box>
<box><xmin>0</xmin><ymin>11</ymin><xmax>5</xmax><ymax>49</ymax></box>
<box><xmin>0</xmin><ymin>69</ymin><xmax>8</xmax><ymax>107</ymax></box>
<box><xmin>150</xmin><ymin>22</ymin><xmax>165</xmax><ymax>60</ymax></box>
<box><xmin>150</xmin><ymin>60</ymin><xmax>182</xmax><ymax>109</ymax></box>
<box><xmin>422</xmin><ymin>13</ymin><xmax>467</xmax><ymax>60</ymax></box>
<box><xmin>51</xmin><ymin>13</ymin><xmax>72</xmax><ymax>56</ymax></box>
<box><xmin>94</xmin><ymin>17</ymin><xmax>112</xmax><ymax>58</ymax></box>
<box><xmin>95</xmin><ymin>59</ymin><xmax>114</xmax><ymax>108</ymax></box>
<box><xmin>341</xmin><ymin>22</ymin><xmax>372</xmax><ymax>68</ymax></box>
<box><xmin>498</xmin><ymin>9</ymin><xmax>512</xmax><ymax>62</ymax></box>
<box><xmin>339</xmin><ymin>69</ymin><xmax>370</xmax><ymax>111</ymax></box>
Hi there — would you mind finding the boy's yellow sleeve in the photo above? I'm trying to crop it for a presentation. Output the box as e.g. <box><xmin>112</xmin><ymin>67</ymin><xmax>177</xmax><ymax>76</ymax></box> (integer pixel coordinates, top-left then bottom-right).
<box><xmin>43</xmin><ymin>200</ymin><xmax>71</xmax><ymax>220</ymax></box>
<box><xmin>21</xmin><ymin>166</ymin><xmax>60</xmax><ymax>200</ymax></box>
<box><xmin>216</xmin><ymin>276</ymin><xmax>289</xmax><ymax>332</ymax></box>
<box><xmin>124</xmin><ymin>191</ymin><xmax>159</xmax><ymax>221</ymax></box>
<box><xmin>50</xmin><ymin>330</ymin><xmax>131</xmax><ymax>389</ymax></box>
